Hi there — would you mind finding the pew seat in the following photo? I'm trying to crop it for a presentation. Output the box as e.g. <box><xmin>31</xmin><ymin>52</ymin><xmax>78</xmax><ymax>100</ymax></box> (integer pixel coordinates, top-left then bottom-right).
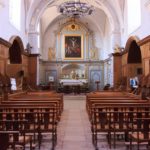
<box><xmin>0</xmin><ymin>120</ymin><xmax>33</xmax><ymax>150</ymax></box>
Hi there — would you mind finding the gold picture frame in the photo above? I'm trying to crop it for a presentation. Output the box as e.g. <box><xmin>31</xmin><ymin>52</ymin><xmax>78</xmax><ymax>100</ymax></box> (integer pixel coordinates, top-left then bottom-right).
<box><xmin>63</xmin><ymin>34</ymin><xmax>83</xmax><ymax>60</ymax></box>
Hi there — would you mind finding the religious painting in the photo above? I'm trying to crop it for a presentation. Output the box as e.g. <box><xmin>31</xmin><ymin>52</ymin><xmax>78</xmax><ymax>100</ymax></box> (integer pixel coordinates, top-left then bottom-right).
<box><xmin>64</xmin><ymin>35</ymin><xmax>83</xmax><ymax>60</ymax></box>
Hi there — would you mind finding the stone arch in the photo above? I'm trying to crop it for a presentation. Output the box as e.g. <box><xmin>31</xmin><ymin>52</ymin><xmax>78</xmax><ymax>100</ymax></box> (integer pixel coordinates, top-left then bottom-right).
<box><xmin>125</xmin><ymin>36</ymin><xmax>142</xmax><ymax>64</ymax></box>
<box><xmin>9</xmin><ymin>36</ymin><xmax>24</xmax><ymax>64</ymax></box>
<box><xmin>127</xmin><ymin>41</ymin><xmax>142</xmax><ymax>64</ymax></box>
<box><xmin>124</xmin><ymin>36</ymin><xmax>140</xmax><ymax>53</ymax></box>
<box><xmin>124</xmin><ymin>36</ymin><xmax>143</xmax><ymax>90</ymax></box>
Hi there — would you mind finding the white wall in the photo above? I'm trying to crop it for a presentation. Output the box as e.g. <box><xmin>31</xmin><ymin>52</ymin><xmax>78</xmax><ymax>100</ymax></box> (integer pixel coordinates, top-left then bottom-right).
<box><xmin>41</xmin><ymin>19</ymin><xmax>104</xmax><ymax>61</ymax></box>
<box><xmin>122</xmin><ymin>0</ymin><xmax>150</xmax><ymax>45</ymax></box>
<box><xmin>41</xmin><ymin>22</ymin><xmax>58</xmax><ymax>60</ymax></box>
<box><xmin>0</xmin><ymin>0</ymin><xmax>28</xmax><ymax>47</ymax></box>
<box><xmin>102</xmin><ymin>18</ymin><xmax>113</xmax><ymax>59</ymax></box>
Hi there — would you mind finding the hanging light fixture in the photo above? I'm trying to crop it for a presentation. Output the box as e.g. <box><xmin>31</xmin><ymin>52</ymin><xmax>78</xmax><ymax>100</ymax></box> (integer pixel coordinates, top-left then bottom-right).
<box><xmin>58</xmin><ymin>0</ymin><xmax>94</xmax><ymax>18</ymax></box>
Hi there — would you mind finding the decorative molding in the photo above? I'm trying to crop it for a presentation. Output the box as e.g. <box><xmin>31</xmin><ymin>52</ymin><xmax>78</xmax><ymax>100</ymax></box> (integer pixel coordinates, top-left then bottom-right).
<box><xmin>63</xmin><ymin>24</ymin><xmax>81</xmax><ymax>31</ymax></box>
<box><xmin>39</xmin><ymin>59</ymin><xmax>104</xmax><ymax>64</ymax></box>
<box><xmin>57</xmin><ymin>19</ymin><xmax>91</xmax><ymax>33</ymax></box>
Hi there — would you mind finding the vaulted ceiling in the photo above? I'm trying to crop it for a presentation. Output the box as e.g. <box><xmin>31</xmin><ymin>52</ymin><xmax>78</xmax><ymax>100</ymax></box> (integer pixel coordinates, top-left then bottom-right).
<box><xmin>25</xmin><ymin>0</ymin><xmax>125</xmax><ymax>35</ymax></box>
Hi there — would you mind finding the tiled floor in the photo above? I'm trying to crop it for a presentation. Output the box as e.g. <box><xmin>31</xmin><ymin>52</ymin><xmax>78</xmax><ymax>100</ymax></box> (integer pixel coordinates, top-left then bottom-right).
<box><xmin>55</xmin><ymin>95</ymin><xmax>94</xmax><ymax>150</ymax></box>
<box><xmin>36</xmin><ymin>95</ymin><xmax>146</xmax><ymax>150</ymax></box>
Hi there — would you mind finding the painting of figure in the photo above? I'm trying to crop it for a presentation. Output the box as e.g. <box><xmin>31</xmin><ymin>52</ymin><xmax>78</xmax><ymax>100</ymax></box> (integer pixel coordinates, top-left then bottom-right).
<box><xmin>64</xmin><ymin>35</ymin><xmax>83</xmax><ymax>59</ymax></box>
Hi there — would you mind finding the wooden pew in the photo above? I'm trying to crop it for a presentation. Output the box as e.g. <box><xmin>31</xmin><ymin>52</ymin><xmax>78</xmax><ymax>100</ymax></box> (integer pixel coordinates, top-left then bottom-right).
<box><xmin>0</xmin><ymin>70</ymin><xmax>64</xmax><ymax>150</ymax></box>
<box><xmin>8</xmin><ymin>92</ymin><xmax>64</xmax><ymax>113</ymax></box>
<box><xmin>0</xmin><ymin>105</ymin><xmax>58</xmax><ymax>150</ymax></box>
<box><xmin>0</xmin><ymin>131</ymin><xmax>20</xmax><ymax>150</ymax></box>
<box><xmin>91</xmin><ymin>106</ymin><xmax>150</xmax><ymax>150</ymax></box>
<box><xmin>0</xmin><ymin>120</ymin><xmax>33</xmax><ymax>150</ymax></box>
<box><xmin>2</xmin><ymin>100</ymin><xmax>61</xmax><ymax>119</ymax></box>
<box><xmin>129</xmin><ymin>117</ymin><xmax>150</xmax><ymax>150</ymax></box>
<box><xmin>86</xmin><ymin>95</ymin><xmax>148</xmax><ymax>120</ymax></box>
<box><xmin>87</xmin><ymin>91</ymin><xmax>150</xmax><ymax>149</ymax></box>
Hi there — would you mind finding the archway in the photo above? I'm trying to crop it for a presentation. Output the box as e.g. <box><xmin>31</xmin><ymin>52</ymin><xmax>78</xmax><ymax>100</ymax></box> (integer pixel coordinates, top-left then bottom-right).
<box><xmin>123</xmin><ymin>36</ymin><xmax>142</xmax><ymax>90</ymax></box>
<box><xmin>9</xmin><ymin>36</ymin><xmax>24</xmax><ymax>64</ymax></box>
<box><xmin>126</xmin><ymin>37</ymin><xmax>142</xmax><ymax>76</ymax></box>
<box><xmin>127</xmin><ymin>40</ymin><xmax>142</xmax><ymax>64</ymax></box>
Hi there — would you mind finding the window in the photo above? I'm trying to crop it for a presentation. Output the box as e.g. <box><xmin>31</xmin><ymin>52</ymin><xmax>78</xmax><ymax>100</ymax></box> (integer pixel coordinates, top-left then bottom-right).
<box><xmin>127</xmin><ymin>0</ymin><xmax>141</xmax><ymax>34</ymax></box>
<box><xmin>9</xmin><ymin>0</ymin><xmax>21</xmax><ymax>30</ymax></box>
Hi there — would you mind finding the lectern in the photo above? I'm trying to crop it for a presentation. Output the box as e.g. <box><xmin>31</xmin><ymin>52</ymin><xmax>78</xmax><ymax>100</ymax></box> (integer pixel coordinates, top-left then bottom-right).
<box><xmin>48</xmin><ymin>76</ymin><xmax>55</xmax><ymax>90</ymax></box>
<box><xmin>95</xmin><ymin>80</ymin><xmax>100</xmax><ymax>91</ymax></box>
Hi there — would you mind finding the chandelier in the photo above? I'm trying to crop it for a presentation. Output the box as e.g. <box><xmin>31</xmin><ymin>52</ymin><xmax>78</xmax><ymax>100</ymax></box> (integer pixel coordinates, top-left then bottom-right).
<box><xmin>58</xmin><ymin>0</ymin><xmax>94</xmax><ymax>18</ymax></box>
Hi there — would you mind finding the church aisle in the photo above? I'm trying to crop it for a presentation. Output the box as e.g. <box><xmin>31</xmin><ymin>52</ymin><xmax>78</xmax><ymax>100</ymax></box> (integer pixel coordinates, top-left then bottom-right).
<box><xmin>56</xmin><ymin>95</ymin><xmax>94</xmax><ymax>150</ymax></box>
<box><xmin>38</xmin><ymin>95</ymin><xmax>127</xmax><ymax>150</ymax></box>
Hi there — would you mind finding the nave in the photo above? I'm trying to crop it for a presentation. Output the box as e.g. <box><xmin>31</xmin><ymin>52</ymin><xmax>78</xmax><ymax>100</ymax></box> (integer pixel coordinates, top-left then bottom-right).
<box><xmin>35</xmin><ymin>94</ymin><xmax>142</xmax><ymax>150</ymax></box>
<box><xmin>35</xmin><ymin>95</ymin><xmax>126</xmax><ymax>150</ymax></box>
<box><xmin>1</xmin><ymin>0</ymin><xmax>150</xmax><ymax>149</ymax></box>
<box><xmin>1</xmin><ymin>79</ymin><xmax>150</xmax><ymax>150</ymax></box>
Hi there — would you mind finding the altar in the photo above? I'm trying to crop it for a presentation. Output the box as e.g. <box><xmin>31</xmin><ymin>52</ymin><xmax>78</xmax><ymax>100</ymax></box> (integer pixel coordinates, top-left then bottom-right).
<box><xmin>58</xmin><ymin>79</ymin><xmax>88</xmax><ymax>93</ymax></box>
<box><xmin>59</xmin><ymin>79</ymin><xmax>88</xmax><ymax>86</ymax></box>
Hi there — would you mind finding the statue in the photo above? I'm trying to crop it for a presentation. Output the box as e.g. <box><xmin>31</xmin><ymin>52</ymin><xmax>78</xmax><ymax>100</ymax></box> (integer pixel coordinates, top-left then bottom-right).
<box><xmin>90</xmin><ymin>47</ymin><xmax>98</xmax><ymax>60</ymax></box>
<box><xmin>48</xmin><ymin>47</ymin><xmax>56</xmax><ymax>60</ymax></box>
<box><xmin>26</xmin><ymin>43</ymin><xmax>32</xmax><ymax>54</ymax></box>
<box><xmin>70</xmin><ymin>70</ymin><xmax>76</xmax><ymax>79</ymax></box>
<box><xmin>114</xmin><ymin>44</ymin><xmax>121</xmax><ymax>53</ymax></box>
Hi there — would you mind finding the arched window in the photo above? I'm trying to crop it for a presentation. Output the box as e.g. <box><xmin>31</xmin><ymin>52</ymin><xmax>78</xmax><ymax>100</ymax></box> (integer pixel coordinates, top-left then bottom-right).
<box><xmin>127</xmin><ymin>0</ymin><xmax>141</xmax><ymax>34</ymax></box>
<box><xmin>9</xmin><ymin>0</ymin><xmax>21</xmax><ymax>30</ymax></box>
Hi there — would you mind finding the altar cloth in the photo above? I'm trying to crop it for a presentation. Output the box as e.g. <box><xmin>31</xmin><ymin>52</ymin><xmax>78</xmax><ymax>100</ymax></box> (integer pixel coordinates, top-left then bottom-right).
<box><xmin>59</xmin><ymin>79</ymin><xmax>87</xmax><ymax>86</ymax></box>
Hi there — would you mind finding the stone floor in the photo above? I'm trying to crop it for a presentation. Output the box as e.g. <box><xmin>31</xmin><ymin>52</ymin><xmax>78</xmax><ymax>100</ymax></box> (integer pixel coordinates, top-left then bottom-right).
<box><xmin>34</xmin><ymin>95</ymin><xmax>146</xmax><ymax>150</ymax></box>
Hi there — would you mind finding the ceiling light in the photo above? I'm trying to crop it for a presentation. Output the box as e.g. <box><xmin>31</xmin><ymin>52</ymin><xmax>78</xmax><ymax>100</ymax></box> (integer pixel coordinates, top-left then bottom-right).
<box><xmin>58</xmin><ymin>0</ymin><xmax>94</xmax><ymax>18</ymax></box>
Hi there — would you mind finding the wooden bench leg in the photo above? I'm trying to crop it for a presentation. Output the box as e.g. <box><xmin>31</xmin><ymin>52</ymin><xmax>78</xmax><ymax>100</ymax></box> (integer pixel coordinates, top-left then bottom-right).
<box><xmin>38</xmin><ymin>132</ymin><xmax>42</xmax><ymax>149</ymax></box>
<box><xmin>114</xmin><ymin>131</ymin><xmax>116</xmax><ymax>149</ymax></box>
<box><xmin>107</xmin><ymin>132</ymin><xmax>111</xmax><ymax>149</ymax></box>
<box><xmin>30</xmin><ymin>139</ymin><xmax>33</xmax><ymax>150</ymax></box>
<box><xmin>94</xmin><ymin>132</ymin><xmax>98</xmax><ymax>150</ymax></box>
<box><xmin>52</xmin><ymin>131</ymin><xmax>55</xmax><ymax>150</ymax></box>
<box><xmin>129</xmin><ymin>135</ymin><xmax>132</xmax><ymax>150</ymax></box>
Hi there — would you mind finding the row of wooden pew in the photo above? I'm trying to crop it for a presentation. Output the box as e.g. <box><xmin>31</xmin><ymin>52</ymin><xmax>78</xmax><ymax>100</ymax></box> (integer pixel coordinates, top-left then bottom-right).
<box><xmin>0</xmin><ymin>91</ymin><xmax>63</xmax><ymax>150</ymax></box>
<box><xmin>86</xmin><ymin>91</ymin><xmax>150</xmax><ymax>150</ymax></box>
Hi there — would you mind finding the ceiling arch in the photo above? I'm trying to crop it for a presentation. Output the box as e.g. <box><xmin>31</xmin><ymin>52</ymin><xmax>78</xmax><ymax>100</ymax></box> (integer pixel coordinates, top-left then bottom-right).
<box><xmin>42</xmin><ymin>10</ymin><xmax>104</xmax><ymax>39</ymax></box>
<box><xmin>26</xmin><ymin>0</ymin><xmax>123</xmax><ymax>35</ymax></box>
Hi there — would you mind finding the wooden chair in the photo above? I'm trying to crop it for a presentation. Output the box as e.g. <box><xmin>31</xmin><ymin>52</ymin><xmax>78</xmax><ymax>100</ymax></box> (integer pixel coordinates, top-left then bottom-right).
<box><xmin>110</xmin><ymin>110</ymin><xmax>132</xmax><ymax>148</ymax></box>
<box><xmin>130</xmin><ymin>115</ymin><xmax>150</xmax><ymax>150</ymax></box>
<box><xmin>0</xmin><ymin>119</ymin><xmax>33</xmax><ymax>150</ymax></box>
<box><xmin>38</xmin><ymin>109</ymin><xmax>58</xmax><ymax>150</ymax></box>
<box><xmin>0</xmin><ymin>131</ymin><xmax>19</xmax><ymax>150</ymax></box>
<box><xmin>91</xmin><ymin>108</ymin><xmax>111</xmax><ymax>150</ymax></box>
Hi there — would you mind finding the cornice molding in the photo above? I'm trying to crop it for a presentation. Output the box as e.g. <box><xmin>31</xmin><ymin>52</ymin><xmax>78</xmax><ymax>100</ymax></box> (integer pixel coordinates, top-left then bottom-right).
<box><xmin>39</xmin><ymin>59</ymin><xmax>104</xmax><ymax>64</ymax></box>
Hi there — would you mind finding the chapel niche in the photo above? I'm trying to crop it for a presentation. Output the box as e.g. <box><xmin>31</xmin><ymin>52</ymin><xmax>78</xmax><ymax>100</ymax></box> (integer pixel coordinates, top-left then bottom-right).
<box><xmin>127</xmin><ymin>40</ymin><xmax>142</xmax><ymax>76</ymax></box>
<box><xmin>120</xmin><ymin>37</ymin><xmax>142</xmax><ymax>89</ymax></box>
<box><xmin>9</xmin><ymin>38</ymin><xmax>22</xmax><ymax>64</ymax></box>
<box><xmin>61</xmin><ymin>64</ymin><xmax>86</xmax><ymax>79</ymax></box>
